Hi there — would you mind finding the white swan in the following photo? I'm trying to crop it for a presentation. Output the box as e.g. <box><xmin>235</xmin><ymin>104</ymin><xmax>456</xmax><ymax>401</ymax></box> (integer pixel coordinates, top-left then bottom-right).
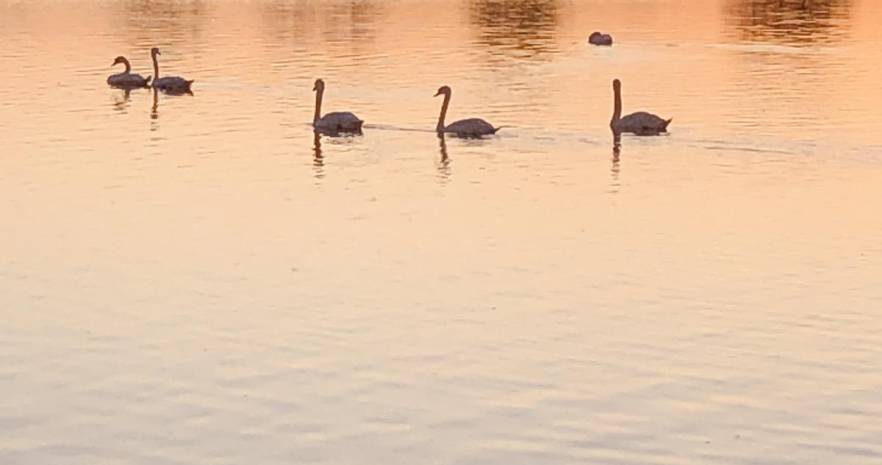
<box><xmin>150</xmin><ymin>47</ymin><xmax>193</xmax><ymax>94</ymax></box>
<box><xmin>312</xmin><ymin>79</ymin><xmax>364</xmax><ymax>135</ymax></box>
<box><xmin>610</xmin><ymin>79</ymin><xmax>671</xmax><ymax>135</ymax></box>
<box><xmin>107</xmin><ymin>56</ymin><xmax>151</xmax><ymax>88</ymax></box>
<box><xmin>434</xmin><ymin>86</ymin><xmax>502</xmax><ymax>137</ymax></box>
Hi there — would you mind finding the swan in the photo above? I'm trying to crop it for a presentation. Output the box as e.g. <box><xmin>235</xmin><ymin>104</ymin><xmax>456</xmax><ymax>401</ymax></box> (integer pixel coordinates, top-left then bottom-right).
<box><xmin>150</xmin><ymin>47</ymin><xmax>194</xmax><ymax>94</ymax></box>
<box><xmin>434</xmin><ymin>86</ymin><xmax>501</xmax><ymax>138</ymax></box>
<box><xmin>107</xmin><ymin>56</ymin><xmax>151</xmax><ymax>88</ymax></box>
<box><xmin>312</xmin><ymin>79</ymin><xmax>364</xmax><ymax>134</ymax></box>
<box><xmin>610</xmin><ymin>79</ymin><xmax>671</xmax><ymax>135</ymax></box>
<box><xmin>588</xmin><ymin>32</ymin><xmax>613</xmax><ymax>46</ymax></box>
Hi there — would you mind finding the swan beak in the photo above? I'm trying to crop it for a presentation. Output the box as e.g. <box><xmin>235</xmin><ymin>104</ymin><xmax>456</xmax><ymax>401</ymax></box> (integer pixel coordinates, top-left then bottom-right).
<box><xmin>433</xmin><ymin>90</ymin><xmax>441</xmax><ymax>97</ymax></box>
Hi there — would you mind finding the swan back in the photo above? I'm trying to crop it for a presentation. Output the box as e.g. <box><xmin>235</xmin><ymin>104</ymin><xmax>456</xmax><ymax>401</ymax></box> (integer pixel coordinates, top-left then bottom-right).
<box><xmin>315</xmin><ymin>111</ymin><xmax>364</xmax><ymax>134</ymax></box>
<box><xmin>615</xmin><ymin>112</ymin><xmax>671</xmax><ymax>135</ymax></box>
<box><xmin>107</xmin><ymin>73</ymin><xmax>151</xmax><ymax>88</ymax></box>
<box><xmin>444</xmin><ymin>118</ymin><xmax>498</xmax><ymax>138</ymax></box>
<box><xmin>154</xmin><ymin>76</ymin><xmax>194</xmax><ymax>93</ymax></box>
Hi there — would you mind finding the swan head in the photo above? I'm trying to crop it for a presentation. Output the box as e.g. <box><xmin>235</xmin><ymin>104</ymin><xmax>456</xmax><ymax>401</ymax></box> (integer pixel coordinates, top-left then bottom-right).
<box><xmin>434</xmin><ymin>85</ymin><xmax>451</xmax><ymax>97</ymax></box>
<box><xmin>111</xmin><ymin>56</ymin><xmax>126</xmax><ymax>67</ymax></box>
<box><xmin>613</xmin><ymin>79</ymin><xmax>621</xmax><ymax>91</ymax></box>
<box><xmin>313</xmin><ymin>79</ymin><xmax>325</xmax><ymax>92</ymax></box>
<box><xmin>151</xmin><ymin>47</ymin><xmax>161</xmax><ymax>57</ymax></box>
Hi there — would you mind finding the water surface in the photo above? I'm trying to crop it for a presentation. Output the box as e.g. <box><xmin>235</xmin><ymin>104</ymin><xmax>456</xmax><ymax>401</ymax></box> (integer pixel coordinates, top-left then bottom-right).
<box><xmin>2</xmin><ymin>1</ymin><xmax>882</xmax><ymax>464</ymax></box>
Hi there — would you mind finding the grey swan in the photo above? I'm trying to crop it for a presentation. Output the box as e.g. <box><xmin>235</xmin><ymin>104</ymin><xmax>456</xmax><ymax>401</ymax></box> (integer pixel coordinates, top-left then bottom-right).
<box><xmin>434</xmin><ymin>86</ymin><xmax>502</xmax><ymax>138</ymax></box>
<box><xmin>107</xmin><ymin>56</ymin><xmax>151</xmax><ymax>88</ymax></box>
<box><xmin>610</xmin><ymin>79</ymin><xmax>671</xmax><ymax>136</ymax></box>
<box><xmin>312</xmin><ymin>79</ymin><xmax>364</xmax><ymax>135</ymax></box>
<box><xmin>150</xmin><ymin>47</ymin><xmax>194</xmax><ymax>94</ymax></box>
<box><xmin>588</xmin><ymin>32</ymin><xmax>613</xmax><ymax>46</ymax></box>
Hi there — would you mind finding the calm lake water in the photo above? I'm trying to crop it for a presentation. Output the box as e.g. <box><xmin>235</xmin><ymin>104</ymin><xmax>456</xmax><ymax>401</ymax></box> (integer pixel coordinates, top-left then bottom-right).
<box><xmin>2</xmin><ymin>0</ymin><xmax>882</xmax><ymax>464</ymax></box>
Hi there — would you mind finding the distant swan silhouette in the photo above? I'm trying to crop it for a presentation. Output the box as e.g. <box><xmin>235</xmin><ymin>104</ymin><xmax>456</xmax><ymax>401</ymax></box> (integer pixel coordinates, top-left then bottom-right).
<box><xmin>107</xmin><ymin>56</ymin><xmax>151</xmax><ymax>88</ymax></box>
<box><xmin>610</xmin><ymin>79</ymin><xmax>671</xmax><ymax>135</ymax></box>
<box><xmin>312</xmin><ymin>79</ymin><xmax>364</xmax><ymax>135</ymax></box>
<box><xmin>588</xmin><ymin>32</ymin><xmax>613</xmax><ymax>46</ymax></box>
<box><xmin>150</xmin><ymin>47</ymin><xmax>193</xmax><ymax>94</ymax></box>
<box><xmin>434</xmin><ymin>86</ymin><xmax>501</xmax><ymax>137</ymax></box>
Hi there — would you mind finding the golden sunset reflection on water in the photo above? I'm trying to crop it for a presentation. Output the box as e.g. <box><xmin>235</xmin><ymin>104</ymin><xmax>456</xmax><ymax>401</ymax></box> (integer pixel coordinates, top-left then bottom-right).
<box><xmin>2</xmin><ymin>1</ymin><xmax>881</xmax><ymax>464</ymax></box>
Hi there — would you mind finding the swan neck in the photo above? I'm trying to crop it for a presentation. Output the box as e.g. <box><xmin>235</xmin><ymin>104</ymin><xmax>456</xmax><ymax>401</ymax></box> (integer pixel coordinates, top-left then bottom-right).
<box><xmin>437</xmin><ymin>92</ymin><xmax>450</xmax><ymax>132</ymax></box>
<box><xmin>611</xmin><ymin>86</ymin><xmax>622</xmax><ymax>127</ymax></box>
<box><xmin>152</xmin><ymin>53</ymin><xmax>160</xmax><ymax>80</ymax></box>
<box><xmin>314</xmin><ymin>87</ymin><xmax>323</xmax><ymax>125</ymax></box>
<box><xmin>122</xmin><ymin>58</ymin><xmax>131</xmax><ymax>73</ymax></box>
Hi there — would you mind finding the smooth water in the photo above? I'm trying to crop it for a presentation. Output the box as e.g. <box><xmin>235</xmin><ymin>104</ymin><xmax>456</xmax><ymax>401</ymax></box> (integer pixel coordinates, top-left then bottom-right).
<box><xmin>2</xmin><ymin>0</ymin><xmax>882</xmax><ymax>464</ymax></box>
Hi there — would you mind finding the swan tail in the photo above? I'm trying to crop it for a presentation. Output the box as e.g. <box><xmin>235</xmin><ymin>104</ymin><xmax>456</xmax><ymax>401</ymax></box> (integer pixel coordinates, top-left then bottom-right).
<box><xmin>186</xmin><ymin>80</ymin><xmax>195</xmax><ymax>89</ymax></box>
<box><xmin>492</xmin><ymin>125</ymin><xmax>509</xmax><ymax>134</ymax></box>
<box><xmin>144</xmin><ymin>75</ymin><xmax>153</xmax><ymax>87</ymax></box>
<box><xmin>663</xmin><ymin>118</ymin><xmax>673</xmax><ymax>131</ymax></box>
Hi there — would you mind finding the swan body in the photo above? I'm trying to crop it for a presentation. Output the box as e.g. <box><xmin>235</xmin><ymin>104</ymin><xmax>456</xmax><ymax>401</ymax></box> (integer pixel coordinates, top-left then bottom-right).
<box><xmin>154</xmin><ymin>76</ymin><xmax>194</xmax><ymax>93</ymax></box>
<box><xmin>107</xmin><ymin>56</ymin><xmax>151</xmax><ymax>88</ymax></box>
<box><xmin>610</xmin><ymin>79</ymin><xmax>671</xmax><ymax>135</ymax></box>
<box><xmin>150</xmin><ymin>47</ymin><xmax>193</xmax><ymax>94</ymax></box>
<box><xmin>434</xmin><ymin>86</ymin><xmax>500</xmax><ymax>138</ymax></box>
<box><xmin>616</xmin><ymin>112</ymin><xmax>671</xmax><ymax>134</ymax></box>
<box><xmin>589</xmin><ymin>32</ymin><xmax>613</xmax><ymax>46</ymax></box>
<box><xmin>314</xmin><ymin>111</ymin><xmax>364</xmax><ymax>133</ymax></box>
<box><xmin>443</xmin><ymin>118</ymin><xmax>497</xmax><ymax>136</ymax></box>
<box><xmin>312</xmin><ymin>79</ymin><xmax>364</xmax><ymax>134</ymax></box>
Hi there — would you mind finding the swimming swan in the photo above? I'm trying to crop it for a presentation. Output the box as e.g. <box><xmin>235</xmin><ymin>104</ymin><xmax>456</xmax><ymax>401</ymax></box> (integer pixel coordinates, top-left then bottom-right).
<box><xmin>610</xmin><ymin>79</ymin><xmax>671</xmax><ymax>135</ymax></box>
<box><xmin>312</xmin><ymin>79</ymin><xmax>364</xmax><ymax>135</ymax></box>
<box><xmin>150</xmin><ymin>47</ymin><xmax>194</xmax><ymax>94</ymax></box>
<box><xmin>434</xmin><ymin>86</ymin><xmax>501</xmax><ymax>137</ymax></box>
<box><xmin>107</xmin><ymin>56</ymin><xmax>151</xmax><ymax>88</ymax></box>
<box><xmin>588</xmin><ymin>32</ymin><xmax>613</xmax><ymax>46</ymax></box>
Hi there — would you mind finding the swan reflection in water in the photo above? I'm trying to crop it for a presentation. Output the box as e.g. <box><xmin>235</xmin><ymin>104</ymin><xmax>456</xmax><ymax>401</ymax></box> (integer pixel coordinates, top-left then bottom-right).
<box><xmin>151</xmin><ymin>88</ymin><xmax>159</xmax><ymax>120</ymax></box>
<box><xmin>150</xmin><ymin>86</ymin><xmax>195</xmax><ymax>125</ymax></box>
<box><xmin>609</xmin><ymin>132</ymin><xmax>622</xmax><ymax>194</ymax></box>
<box><xmin>436</xmin><ymin>134</ymin><xmax>451</xmax><ymax>180</ymax></box>
<box><xmin>312</xmin><ymin>131</ymin><xmax>325</xmax><ymax>179</ymax></box>
<box><xmin>112</xmin><ymin>88</ymin><xmax>132</xmax><ymax>112</ymax></box>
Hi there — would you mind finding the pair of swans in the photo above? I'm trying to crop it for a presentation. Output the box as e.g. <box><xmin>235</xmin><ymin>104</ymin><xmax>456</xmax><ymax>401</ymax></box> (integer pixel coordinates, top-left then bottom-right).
<box><xmin>107</xmin><ymin>48</ymin><xmax>193</xmax><ymax>94</ymax></box>
<box><xmin>313</xmin><ymin>78</ymin><xmax>670</xmax><ymax>137</ymax></box>
<box><xmin>311</xmin><ymin>79</ymin><xmax>502</xmax><ymax>137</ymax></box>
